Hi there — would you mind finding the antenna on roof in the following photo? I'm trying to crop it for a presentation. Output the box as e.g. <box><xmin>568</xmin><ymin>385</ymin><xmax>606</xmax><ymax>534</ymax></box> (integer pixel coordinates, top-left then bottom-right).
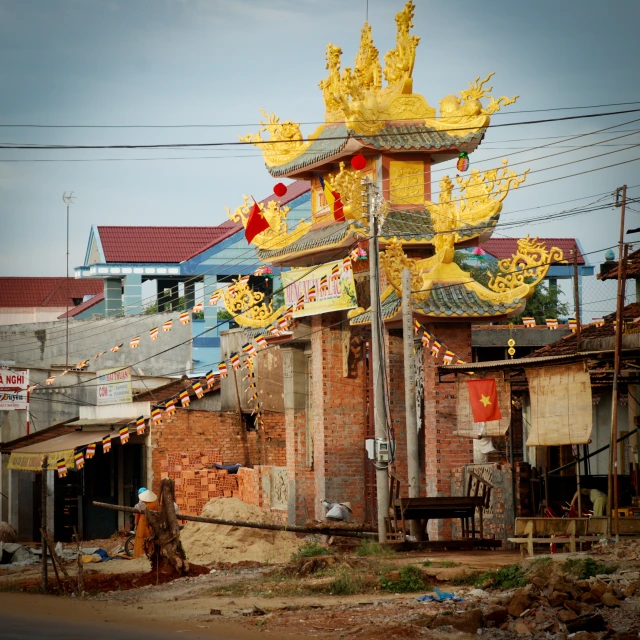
<box><xmin>62</xmin><ymin>192</ymin><xmax>76</xmax><ymax>370</ymax></box>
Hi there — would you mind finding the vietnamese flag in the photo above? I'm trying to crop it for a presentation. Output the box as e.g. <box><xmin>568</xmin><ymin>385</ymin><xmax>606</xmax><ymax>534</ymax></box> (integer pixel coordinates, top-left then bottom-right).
<box><xmin>466</xmin><ymin>379</ymin><xmax>502</xmax><ymax>423</ymax></box>
<box><xmin>245</xmin><ymin>198</ymin><xmax>270</xmax><ymax>244</ymax></box>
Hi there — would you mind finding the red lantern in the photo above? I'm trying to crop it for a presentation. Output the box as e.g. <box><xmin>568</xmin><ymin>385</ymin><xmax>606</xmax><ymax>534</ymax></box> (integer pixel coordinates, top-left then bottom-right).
<box><xmin>351</xmin><ymin>154</ymin><xmax>367</xmax><ymax>171</ymax></box>
<box><xmin>273</xmin><ymin>182</ymin><xmax>287</xmax><ymax>197</ymax></box>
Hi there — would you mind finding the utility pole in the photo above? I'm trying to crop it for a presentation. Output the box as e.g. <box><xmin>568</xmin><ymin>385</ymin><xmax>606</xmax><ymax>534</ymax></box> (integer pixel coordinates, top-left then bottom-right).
<box><xmin>365</xmin><ymin>178</ymin><xmax>390</xmax><ymax>543</ymax></box>
<box><xmin>62</xmin><ymin>192</ymin><xmax>75</xmax><ymax>370</ymax></box>
<box><xmin>571</xmin><ymin>246</ymin><xmax>582</xmax><ymax>352</ymax></box>
<box><xmin>402</xmin><ymin>268</ymin><xmax>420</xmax><ymax>538</ymax></box>
<box><xmin>608</xmin><ymin>185</ymin><xmax>627</xmax><ymax>540</ymax></box>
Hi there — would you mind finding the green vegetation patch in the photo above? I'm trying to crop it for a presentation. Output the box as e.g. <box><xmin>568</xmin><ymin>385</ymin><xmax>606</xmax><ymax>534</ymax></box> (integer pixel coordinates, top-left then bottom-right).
<box><xmin>380</xmin><ymin>565</ymin><xmax>430</xmax><ymax>593</ymax></box>
<box><xmin>563</xmin><ymin>557</ymin><xmax>617</xmax><ymax>580</ymax></box>
<box><xmin>356</xmin><ymin>540</ymin><xmax>394</xmax><ymax>557</ymax></box>
<box><xmin>291</xmin><ymin>542</ymin><xmax>333</xmax><ymax>561</ymax></box>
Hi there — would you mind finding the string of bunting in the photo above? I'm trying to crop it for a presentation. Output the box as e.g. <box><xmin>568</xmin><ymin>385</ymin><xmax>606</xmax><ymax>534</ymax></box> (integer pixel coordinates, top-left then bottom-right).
<box><xmin>31</xmin><ymin>265</ymin><xmax>274</xmax><ymax>393</ymax></box>
<box><xmin>413</xmin><ymin>318</ymin><xmax>467</xmax><ymax>367</ymax></box>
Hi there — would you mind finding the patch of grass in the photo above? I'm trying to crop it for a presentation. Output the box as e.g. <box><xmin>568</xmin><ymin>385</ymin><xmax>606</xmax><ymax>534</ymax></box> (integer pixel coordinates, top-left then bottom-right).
<box><xmin>423</xmin><ymin>560</ymin><xmax>461</xmax><ymax>568</ymax></box>
<box><xmin>380</xmin><ymin>565</ymin><xmax>430</xmax><ymax>593</ymax></box>
<box><xmin>563</xmin><ymin>557</ymin><xmax>618</xmax><ymax>580</ymax></box>
<box><xmin>526</xmin><ymin>556</ymin><xmax>553</xmax><ymax>572</ymax></box>
<box><xmin>451</xmin><ymin>564</ymin><xmax>528</xmax><ymax>590</ymax></box>
<box><xmin>327</xmin><ymin>567</ymin><xmax>365</xmax><ymax>595</ymax></box>
<box><xmin>356</xmin><ymin>540</ymin><xmax>394</xmax><ymax>557</ymax></box>
<box><xmin>291</xmin><ymin>542</ymin><xmax>333</xmax><ymax>561</ymax></box>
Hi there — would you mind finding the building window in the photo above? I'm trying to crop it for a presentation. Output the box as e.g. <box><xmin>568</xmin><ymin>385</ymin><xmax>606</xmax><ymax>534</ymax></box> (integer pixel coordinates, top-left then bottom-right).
<box><xmin>242</xmin><ymin>412</ymin><xmax>258</xmax><ymax>432</ymax></box>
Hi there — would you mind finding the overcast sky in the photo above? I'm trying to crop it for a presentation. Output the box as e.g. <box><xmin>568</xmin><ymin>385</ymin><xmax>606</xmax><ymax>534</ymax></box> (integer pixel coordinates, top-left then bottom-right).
<box><xmin>1</xmin><ymin>0</ymin><xmax>639</xmax><ymax>317</ymax></box>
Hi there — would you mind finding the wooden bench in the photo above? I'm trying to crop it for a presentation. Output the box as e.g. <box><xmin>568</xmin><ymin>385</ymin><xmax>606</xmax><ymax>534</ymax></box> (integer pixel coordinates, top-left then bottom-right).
<box><xmin>384</xmin><ymin>471</ymin><xmax>492</xmax><ymax>543</ymax></box>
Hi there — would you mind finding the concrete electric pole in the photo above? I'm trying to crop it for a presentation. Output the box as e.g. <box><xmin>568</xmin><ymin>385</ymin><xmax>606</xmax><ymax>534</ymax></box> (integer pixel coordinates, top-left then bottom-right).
<box><xmin>365</xmin><ymin>178</ymin><xmax>390</xmax><ymax>543</ymax></box>
<box><xmin>62</xmin><ymin>192</ymin><xmax>75</xmax><ymax>370</ymax></box>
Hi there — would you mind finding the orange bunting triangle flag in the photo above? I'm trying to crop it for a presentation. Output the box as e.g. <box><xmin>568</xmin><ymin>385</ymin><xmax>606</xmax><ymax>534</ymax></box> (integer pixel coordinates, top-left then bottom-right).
<box><xmin>136</xmin><ymin>416</ymin><xmax>145</xmax><ymax>435</ymax></box>
<box><xmin>466</xmin><ymin>379</ymin><xmax>502</xmax><ymax>423</ymax></box>
<box><xmin>120</xmin><ymin>426</ymin><xmax>130</xmax><ymax>444</ymax></box>
<box><xmin>102</xmin><ymin>435</ymin><xmax>112</xmax><ymax>453</ymax></box>
<box><xmin>86</xmin><ymin>443</ymin><xmax>95</xmax><ymax>459</ymax></box>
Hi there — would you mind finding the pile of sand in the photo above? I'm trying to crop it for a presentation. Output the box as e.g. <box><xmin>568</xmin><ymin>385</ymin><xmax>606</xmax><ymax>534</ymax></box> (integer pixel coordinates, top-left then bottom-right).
<box><xmin>180</xmin><ymin>498</ymin><xmax>301</xmax><ymax>565</ymax></box>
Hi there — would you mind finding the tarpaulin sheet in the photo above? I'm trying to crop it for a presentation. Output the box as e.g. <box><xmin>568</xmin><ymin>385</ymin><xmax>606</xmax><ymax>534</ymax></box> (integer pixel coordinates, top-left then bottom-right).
<box><xmin>7</xmin><ymin>429</ymin><xmax>111</xmax><ymax>472</ymax></box>
<box><xmin>526</xmin><ymin>363</ymin><xmax>592</xmax><ymax>446</ymax></box>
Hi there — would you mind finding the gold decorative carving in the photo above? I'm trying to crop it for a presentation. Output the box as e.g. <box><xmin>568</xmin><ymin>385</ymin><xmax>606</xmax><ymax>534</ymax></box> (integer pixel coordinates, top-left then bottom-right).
<box><xmin>389</xmin><ymin>160</ymin><xmax>423</xmax><ymax>205</ymax></box>
<box><xmin>381</xmin><ymin>0</ymin><xmax>420</xmax><ymax>95</ymax></box>
<box><xmin>238</xmin><ymin>110</ymin><xmax>316</xmax><ymax>168</ymax></box>
<box><xmin>323</xmin><ymin>161</ymin><xmax>366</xmax><ymax>221</ymax></box>
<box><xmin>221</xmin><ymin>276</ymin><xmax>285</xmax><ymax>329</ymax></box>
<box><xmin>226</xmin><ymin>195</ymin><xmax>311</xmax><ymax>250</ymax></box>
<box><xmin>487</xmin><ymin>235</ymin><xmax>566</xmax><ymax>293</ymax></box>
<box><xmin>424</xmin><ymin>73</ymin><xmax>518</xmax><ymax>136</ymax></box>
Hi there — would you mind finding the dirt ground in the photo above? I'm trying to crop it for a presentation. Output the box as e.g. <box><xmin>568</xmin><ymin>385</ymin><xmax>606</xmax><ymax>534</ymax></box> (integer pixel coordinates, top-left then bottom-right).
<box><xmin>3</xmin><ymin>538</ymin><xmax>640</xmax><ymax>639</ymax></box>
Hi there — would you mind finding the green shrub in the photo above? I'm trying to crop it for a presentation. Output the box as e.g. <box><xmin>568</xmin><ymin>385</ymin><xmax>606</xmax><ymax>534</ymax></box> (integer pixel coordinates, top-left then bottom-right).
<box><xmin>563</xmin><ymin>558</ymin><xmax>617</xmax><ymax>580</ymax></box>
<box><xmin>291</xmin><ymin>542</ymin><xmax>333</xmax><ymax>561</ymax></box>
<box><xmin>380</xmin><ymin>565</ymin><xmax>429</xmax><ymax>593</ymax></box>
<box><xmin>357</xmin><ymin>540</ymin><xmax>393</xmax><ymax>557</ymax></box>
<box><xmin>452</xmin><ymin>565</ymin><xmax>527</xmax><ymax>590</ymax></box>
<box><xmin>328</xmin><ymin>567</ymin><xmax>364</xmax><ymax>595</ymax></box>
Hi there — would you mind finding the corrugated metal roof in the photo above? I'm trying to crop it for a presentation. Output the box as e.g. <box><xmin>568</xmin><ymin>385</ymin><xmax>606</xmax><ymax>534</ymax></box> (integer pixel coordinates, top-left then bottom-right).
<box><xmin>481</xmin><ymin>237</ymin><xmax>586</xmax><ymax>265</ymax></box>
<box><xmin>438</xmin><ymin>353</ymin><xmax>592</xmax><ymax>371</ymax></box>
<box><xmin>0</xmin><ymin>278</ymin><xmax>103</xmax><ymax>308</ymax></box>
<box><xmin>98</xmin><ymin>224</ymin><xmax>241</xmax><ymax>264</ymax></box>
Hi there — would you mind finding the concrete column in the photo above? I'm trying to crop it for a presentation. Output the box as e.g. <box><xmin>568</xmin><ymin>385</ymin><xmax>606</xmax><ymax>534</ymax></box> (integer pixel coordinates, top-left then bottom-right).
<box><xmin>123</xmin><ymin>274</ymin><xmax>143</xmax><ymax>316</ymax></box>
<box><xmin>103</xmin><ymin>278</ymin><xmax>123</xmax><ymax>317</ymax></box>
<box><xmin>203</xmin><ymin>276</ymin><xmax>219</xmax><ymax>332</ymax></box>
<box><xmin>282</xmin><ymin>347</ymin><xmax>308</xmax><ymax>525</ymax></box>
<box><xmin>184</xmin><ymin>281</ymin><xmax>196</xmax><ymax>312</ymax></box>
<box><xmin>7</xmin><ymin>469</ymin><xmax>18</xmax><ymax>532</ymax></box>
<box><xmin>45</xmin><ymin>470</ymin><xmax>54</xmax><ymax>536</ymax></box>
<box><xmin>157</xmin><ymin>279</ymin><xmax>179</xmax><ymax>312</ymax></box>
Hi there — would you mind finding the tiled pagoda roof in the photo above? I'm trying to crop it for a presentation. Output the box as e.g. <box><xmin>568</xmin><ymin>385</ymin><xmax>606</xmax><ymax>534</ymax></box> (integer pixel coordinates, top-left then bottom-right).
<box><xmin>267</xmin><ymin>123</ymin><xmax>486</xmax><ymax>178</ymax></box>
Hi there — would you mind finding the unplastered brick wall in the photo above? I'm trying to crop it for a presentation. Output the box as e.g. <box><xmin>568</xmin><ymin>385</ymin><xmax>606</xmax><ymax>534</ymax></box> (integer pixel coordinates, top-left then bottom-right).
<box><xmin>451</xmin><ymin>463</ymin><xmax>515</xmax><ymax>546</ymax></box>
<box><xmin>423</xmin><ymin>322</ymin><xmax>474</xmax><ymax>539</ymax></box>
<box><xmin>236</xmin><ymin>465</ymin><xmax>288</xmax><ymax>524</ymax></box>
<box><xmin>151</xmin><ymin>407</ymin><xmax>286</xmax><ymax>515</ymax></box>
<box><xmin>311</xmin><ymin>312</ymin><xmax>367</xmax><ymax>522</ymax></box>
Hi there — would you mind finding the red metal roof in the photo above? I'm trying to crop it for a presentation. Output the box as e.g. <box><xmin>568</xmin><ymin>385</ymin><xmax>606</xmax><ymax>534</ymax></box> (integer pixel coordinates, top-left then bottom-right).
<box><xmin>97</xmin><ymin>181</ymin><xmax>311</xmax><ymax>264</ymax></box>
<box><xmin>57</xmin><ymin>292</ymin><xmax>105</xmax><ymax>318</ymax></box>
<box><xmin>481</xmin><ymin>238</ymin><xmax>586</xmax><ymax>265</ymax></box>
<box><xmin>0</xmin><ymin>278</ymin><xmax>103</xmax><ymax>308</ymax></box>
<box><xmin>98</xmin><ymin>222</ymin><xmax>241</xmax><ymax>264</ymax></box>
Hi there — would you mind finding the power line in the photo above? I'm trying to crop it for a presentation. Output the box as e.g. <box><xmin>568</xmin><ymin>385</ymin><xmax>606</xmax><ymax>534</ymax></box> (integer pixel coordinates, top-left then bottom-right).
<box><xmin>3</xmin><ymin>108</ymin><xmax>640</xmax><ymax>150</ymax></box>
<box><xmin>2</xmin><ymin>101</ymin><xmax>640</xmax><ymax>129</ymax></box>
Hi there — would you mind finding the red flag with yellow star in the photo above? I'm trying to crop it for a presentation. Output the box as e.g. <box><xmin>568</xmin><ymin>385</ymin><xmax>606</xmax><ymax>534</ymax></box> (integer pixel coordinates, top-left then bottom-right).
<box><xmin>466</xmin><ymin>379</ymin><xmax>501</xmax><ymax>423</ymax></box>
<box><xmin>245</xmin><ymin>198</ymin><xmax>270</xmax><ymax>243</ymax></box>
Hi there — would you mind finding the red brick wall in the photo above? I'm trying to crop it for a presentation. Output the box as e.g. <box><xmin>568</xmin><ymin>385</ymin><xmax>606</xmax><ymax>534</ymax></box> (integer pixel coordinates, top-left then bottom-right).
<box><xmin>311</xmin><ymin>312</ymin><xmax>368</xmax><ymax>521</ymax></box>
<box><xmin>286</xmin><ymin>407</ymin><xmax>315</xmax><ymax>524</ymax></box>
<box><xmin>423</xmin><ymin>322</ymin><xmax>474</xmax><ymax>538</ymax></box>
<box><xmin>151</xmin><ymin>408</ymin><xmax>285</xmax><ymax>515</ymax></box>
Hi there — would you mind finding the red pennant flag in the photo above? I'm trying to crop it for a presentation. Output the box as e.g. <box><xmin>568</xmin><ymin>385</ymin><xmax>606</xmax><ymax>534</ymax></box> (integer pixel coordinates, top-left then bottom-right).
<box><xmin>466</xmin><ymin>379</ymin><xmax>502</xmax><ymax>423</ymax></box>
<box><xmin>245</xmin><ymin>198</ymin><xmax>270</xmax><ymax>244</ymax></box>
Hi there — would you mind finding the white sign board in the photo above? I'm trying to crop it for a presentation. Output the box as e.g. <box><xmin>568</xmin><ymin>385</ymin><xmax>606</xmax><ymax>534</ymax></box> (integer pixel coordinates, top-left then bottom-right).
<box><xmin>97</xmin><ymin>367</ymin><xmax>132</xmax><ymax>405</ymax></box>
<box><xmin>0</xmin><ymin>368</ymin><xmax>29</xmax><ymax>410</ymax></box>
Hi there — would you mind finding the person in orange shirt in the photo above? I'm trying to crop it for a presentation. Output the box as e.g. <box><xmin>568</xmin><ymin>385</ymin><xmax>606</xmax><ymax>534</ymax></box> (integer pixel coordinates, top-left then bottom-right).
<box><xmin>133</xmin><ymin>489</ymin><xmax>159</xmax><ymax>559</ymax></box>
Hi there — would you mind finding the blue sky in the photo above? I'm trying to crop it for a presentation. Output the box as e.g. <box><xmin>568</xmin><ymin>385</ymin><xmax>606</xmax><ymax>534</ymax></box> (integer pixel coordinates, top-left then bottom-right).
<box><xmin>1</xmin><ymin>0</ymin><xmax>639</xmax><ymax>319</ymax></box>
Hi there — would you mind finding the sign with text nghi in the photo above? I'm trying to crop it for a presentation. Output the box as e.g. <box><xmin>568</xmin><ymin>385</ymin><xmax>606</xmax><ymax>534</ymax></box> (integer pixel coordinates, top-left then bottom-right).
<box><xmin>97</xmin><ymin>367</ymin><xmax>132</xmax><ymax>405</ymax></box>
<box><xmin>0</xmin><ymin>368</ymin><xmax>29</xmax><ymax>410</ymax></box>
<box><xmin>282</xmin><ymin>258</ymin><xmax>358</xmax><ymax>318</ymax></box>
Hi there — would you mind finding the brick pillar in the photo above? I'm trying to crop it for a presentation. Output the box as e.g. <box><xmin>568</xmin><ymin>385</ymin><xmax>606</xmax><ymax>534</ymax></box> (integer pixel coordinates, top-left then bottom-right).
<box><xmin>423</xmin><ymin>321</ymin><xmax>474</xmax><ymax>539</ymax></box>
<box><xmin>311</xmin><ymin>312</ymin><xmax>367</xmax><ymax>521</ymax></box>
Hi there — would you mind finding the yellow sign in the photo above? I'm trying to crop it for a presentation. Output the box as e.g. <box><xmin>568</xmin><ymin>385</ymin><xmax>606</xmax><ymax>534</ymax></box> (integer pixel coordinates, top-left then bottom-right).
<box><xmin>281</xmin><ymin>258</ymin><xmax>358</xmax><ymax>318</ymax></box>
<box><xmin>8</xmin><ymin>450</ymin><xmax>75</xmax><ymax>472</ymax></box>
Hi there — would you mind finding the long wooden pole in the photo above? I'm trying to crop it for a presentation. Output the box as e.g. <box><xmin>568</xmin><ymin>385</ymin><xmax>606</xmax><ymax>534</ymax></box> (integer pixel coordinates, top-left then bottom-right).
<box><xmin>92</xmin><ymin>501</ymin><xmax>377</xmax><ymax>538</ymax></box>
<box><xmin>608</xmin><ymin>185</ymin><xmax>627</xmax><ymax>540</ymax></box>
<box><xmin>232</xmin><ymin>366</ymin><xmax>250</xmax><ymax>466</ymax></box>
<box><xmin>572</xmin><ymin>247</ymin><xmax>582</xmax><ymax>352</ymax></box>
<box><xmin>40</xmin><ymin>456</ymin><xmax>48</xmax><ymax>592</ymax></box>
<box><xmin>402</xmin><ymin>268</ymin><xmax>420</xmax><ymax>539</ymax></box>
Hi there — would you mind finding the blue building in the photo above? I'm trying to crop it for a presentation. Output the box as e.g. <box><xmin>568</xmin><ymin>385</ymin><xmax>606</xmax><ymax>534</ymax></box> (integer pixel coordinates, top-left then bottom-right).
<box><xmin>73</xmin><ymin>181</ymin><xmax>311</xmax><ymax>372</ymax></box>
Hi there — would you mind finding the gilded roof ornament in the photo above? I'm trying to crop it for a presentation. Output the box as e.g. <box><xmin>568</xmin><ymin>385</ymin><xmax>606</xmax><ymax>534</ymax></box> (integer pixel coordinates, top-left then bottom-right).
<box><xmin>226</xmin><ymin>195</ymin><xmax>311</xmax><ymax>249</ymax></box>
<box><xmin>238</xmin><ymin>110</ymin><xmax>314</xmax><ymax>168</ymax></box>
<box><xmin>424</xmin><ymin>73</ymin><xmax>519</xmax><ymax>136</ymax></box>
<box><xmin>323</xmin><ymin>162</ymin><xmax>367</xmax><ymax>221</ymax></box>
<box><xmin>221</xmin><ymin>275</ymin><xmax>285</xmax><ymax>329</ymax></box>
<box><xmin>487</xmin><ymin>235</ymin><xmax>566</xmax><ymax>293</ymax></box>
